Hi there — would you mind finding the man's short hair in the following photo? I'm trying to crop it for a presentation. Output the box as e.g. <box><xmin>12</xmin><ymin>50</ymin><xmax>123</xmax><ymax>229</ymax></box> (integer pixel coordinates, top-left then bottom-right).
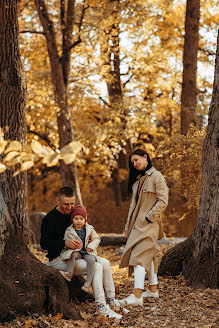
<box><xmin>57</xmin><ymin>186</ymin><xmax>75</xmax><ymax>198</ymax></box>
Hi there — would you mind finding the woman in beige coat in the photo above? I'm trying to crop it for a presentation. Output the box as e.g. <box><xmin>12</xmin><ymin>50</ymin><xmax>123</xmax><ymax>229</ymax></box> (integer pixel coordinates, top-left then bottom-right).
<box><xmin>119</xmin><ymin>149</ymin><xmax>168</xmax><ymax>307</ymax></box>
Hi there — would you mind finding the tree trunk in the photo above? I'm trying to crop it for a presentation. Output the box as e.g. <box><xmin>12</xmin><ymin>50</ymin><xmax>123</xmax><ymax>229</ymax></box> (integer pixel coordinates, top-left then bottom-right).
<box><xmin>159</xmin><ymin>32</ymin><xmax>219</xmax><ymax>288</ymax></box>
<box><xmin>100</xmin><ymin>0</ymin><xmax>130</xmax><ymax>206</ymax></box>
<box><xmin>180</xmin><ymin>0</ymin><xmax>200</xmax><ymax>135</ymax></box>
<box><xmin>34</xmin><ymin>0</ymin><xmax>82</xmax><ymax>204</ymax></box>
<box><xmin>0</xmin><ymin>1</ymin><xmax>87</xmax><ymax>321</ymax></box>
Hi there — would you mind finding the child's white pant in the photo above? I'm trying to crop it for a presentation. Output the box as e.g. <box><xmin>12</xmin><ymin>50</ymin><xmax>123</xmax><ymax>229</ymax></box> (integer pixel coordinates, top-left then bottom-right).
<box><xmin>47</xmin><ymin>255</ymin><xmax>115</xmax><ymax>306</ymax></box>
<box><xmin>134</xmin><ymin>261</ymin><xmax>158</xmax><ymax>290</ymax></box>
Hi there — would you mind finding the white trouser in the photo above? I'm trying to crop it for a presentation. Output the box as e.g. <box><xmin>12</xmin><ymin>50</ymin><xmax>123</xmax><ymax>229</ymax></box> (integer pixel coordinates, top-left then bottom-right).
<box><xmin>47</xmin><ymin>255</ymin><xmax>115</xmax><ymax>306</ymax></box>
<box><xmin>134</xmin><ymin>261</ymin><xmax>158</xmax><ymax>290</ymax></box>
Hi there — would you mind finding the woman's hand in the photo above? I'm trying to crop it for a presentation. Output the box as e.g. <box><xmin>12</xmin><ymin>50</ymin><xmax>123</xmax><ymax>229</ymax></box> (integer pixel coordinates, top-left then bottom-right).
<box><xmin>87</xmin><ymin>247</ymin><xmax>93</xmax><ymax>252</ymax></box>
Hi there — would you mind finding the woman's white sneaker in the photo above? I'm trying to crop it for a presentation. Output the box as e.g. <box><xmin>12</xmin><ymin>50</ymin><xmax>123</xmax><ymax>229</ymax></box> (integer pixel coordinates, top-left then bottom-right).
<box><xmin>119</xmin><ymin>294</ymin><xmax>143</xmax><ymax>307</ymax></box>
<box><xmin>98</xmin><ymin>304</ymin><xmax>122</xmax><ymax>319</ymax></box>
<box><xmin>142</xmin><ymin>289</ymin><xmax>159</xmax><ymax>298</ymax></box>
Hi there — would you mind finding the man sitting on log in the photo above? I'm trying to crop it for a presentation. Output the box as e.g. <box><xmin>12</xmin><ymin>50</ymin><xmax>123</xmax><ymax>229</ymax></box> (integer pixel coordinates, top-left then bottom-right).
<box><xmin>40</xmin><ymin>186</ymin><xmax>123</xmax><ymax>319</ymax></box>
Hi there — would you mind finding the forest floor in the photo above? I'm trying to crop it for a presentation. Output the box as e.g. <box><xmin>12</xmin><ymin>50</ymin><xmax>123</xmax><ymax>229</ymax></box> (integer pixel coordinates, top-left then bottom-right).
<box><xmin>0</xmin><ymin>243</ymin><xmax>218</xmax><ymax>328</ymax></box>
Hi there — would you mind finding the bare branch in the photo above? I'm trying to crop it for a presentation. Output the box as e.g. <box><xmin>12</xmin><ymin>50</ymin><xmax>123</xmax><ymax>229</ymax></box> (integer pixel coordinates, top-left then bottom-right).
<box><xmin>123</xmin><ymin>74</ymin><xmax>133</xmax><ymax>88</ymax></box>
<box><xmin>27</xmin><ymin>126</ymin><xmax>56</xmax><ymax>150</ymax></box>
<box><xmin>69</xmin><ymin>37</ymin><xmax>81</xmax><ymax>50</ymax></box>
<box><xmin>34</xmin><ymin>0</ymin><xmax>60</xmax><ymax>61</ymax></box>
<box><xmin>78</xmin><ymin>0</ymin><xmax>89</xmax><ymax>33</ymax></box>
<box><xmin>198</xmin><ymin>47</ymin><xmax>215</xmax><ymax>56</ymax></box>
<box><xmin>99</xmin><ymin>96</ymin><xmax>111</xmax><ymax>108</ymax></box>
<box><xmin>20</xmin><ymin>30</ymin><xmax>44</xmax><ymax>35</ymax></box>
<box><xmin>68</xmin><ymin>0</ymin><xmax>89</xmax><ymax>50</ymax></box>
<box><xmin>60</xmin><ymin>0</ymin><xmax>65</xmax><ymax>32</ymax></box>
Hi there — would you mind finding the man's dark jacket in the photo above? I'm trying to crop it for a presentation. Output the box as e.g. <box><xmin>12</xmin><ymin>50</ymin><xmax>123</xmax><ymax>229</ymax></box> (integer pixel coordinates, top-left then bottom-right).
<box><xmin>40</xmin><ymin>207</ymin><xmax>71</xmax><ymax>261</ymax></box>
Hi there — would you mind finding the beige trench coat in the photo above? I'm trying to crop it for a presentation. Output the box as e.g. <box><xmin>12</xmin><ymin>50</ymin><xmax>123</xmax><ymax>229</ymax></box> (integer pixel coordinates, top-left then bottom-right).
<box><xmin>119</xmin><ymin>167</ymin><xmax>168</xmax><ymax>276</ymax></box>
<box><xmin>60</xmin><ymin>223</ymin><xmax>101</xmax><ymax>260</ymax></box>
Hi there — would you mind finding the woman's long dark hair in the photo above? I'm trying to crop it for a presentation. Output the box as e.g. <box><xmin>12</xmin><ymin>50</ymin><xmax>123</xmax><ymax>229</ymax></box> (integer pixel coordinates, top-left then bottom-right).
<box><xmin>128</xmin><ymin>149</ymin><xmax>152</xmax><ymax>194</ymax></box>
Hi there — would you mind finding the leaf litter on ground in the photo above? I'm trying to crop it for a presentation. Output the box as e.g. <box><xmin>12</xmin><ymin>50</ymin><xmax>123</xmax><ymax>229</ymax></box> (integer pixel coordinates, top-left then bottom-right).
<box><xmin>0</xmin><ymin>243</ymin><xmax>218</xmax><ymax>328</ymax></box>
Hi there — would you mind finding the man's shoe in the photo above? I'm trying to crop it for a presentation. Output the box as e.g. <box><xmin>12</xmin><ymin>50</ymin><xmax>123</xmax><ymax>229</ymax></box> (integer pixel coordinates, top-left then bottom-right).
<box><xmin>98</xmin><ymin>304</ymin><xmax>122</xmax><ymax>319</ymax></box>
<box><xmin>119</xmin><ymin>294</ymin><xmax>143</xmax><ymax>307</ymax></box>
<box><xmin>81</xmin><ymin>281</ymin><xmax>92</xmax><ymax>293</ymax></box>
<box><xmin>142</xmin><ymin>289</ymin><xmax>159</xmax><ymax>299</ymax></box>
<box><xmin>59</xmin><ymin>271</ymin><xmax>72</xmax><ymax>282</ymax></box>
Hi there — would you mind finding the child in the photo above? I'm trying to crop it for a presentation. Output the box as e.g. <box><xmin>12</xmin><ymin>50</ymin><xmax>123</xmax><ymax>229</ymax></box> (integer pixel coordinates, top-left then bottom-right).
<box><xmin>60</xmin><ymin>205</ymin><xmax>101</xmax><ymax>293</ymax></box>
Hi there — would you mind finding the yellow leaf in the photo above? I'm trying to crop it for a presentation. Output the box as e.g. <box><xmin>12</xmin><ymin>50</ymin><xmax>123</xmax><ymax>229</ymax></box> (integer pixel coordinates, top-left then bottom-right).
<box><xmin>20</xmin><ymin>161</ymin><xmax>34</xmax><ymax>171</ymax></box>
<box><xmin>5</xmin><ymin>157</ymin><xmax>20</xmax><ymax>167</ymax></box>
<box><xmin>61</xmin><ymin>153</ymin><xmax>76</xmax><ymax>165</ymax></box>
<box><xmin>60</xmin><ymin>141</ymin><xmax>82</xmax><ymax>155</ymax></box>
<box><xmin>60</xmin><ymin>141</ymin><xmax>82</xmax><ymax>164</ymax></box>
<box><xmin>0</xmin><ymin>163</ymin><xmax>7</xmax><ymax>173</ymax></box>
<box><xmin>5</xmin><ymin>140</ymin><xmax>22</xmax><ymax>153</ymax></box>
<box><xmin>42</xmin><ymin>153</ymin><xmax>60</xmax><ymax>167</ymax></box>
<box><xmin>4</xmin><ymin>151</ymin><xmax>20</xmax><ymax>162</ymax></box>
<box><xmin>19</xmin><ymin>153</ymin><xmax>35</xmax><ymax>162</ymax></box>
<box><xmin>13</xmin><ymin>170</ymin><xmax>21</xmax><ymax>177</ymax></box>
<box><xmin>31</xmin><ymin>139</ymin><xmax>44</xmax><ymax>156</ymax></box>
<box><xmin>0</xmin><ymin>140</ymin><xmax>8</xmax><ymax>154</ymax></box>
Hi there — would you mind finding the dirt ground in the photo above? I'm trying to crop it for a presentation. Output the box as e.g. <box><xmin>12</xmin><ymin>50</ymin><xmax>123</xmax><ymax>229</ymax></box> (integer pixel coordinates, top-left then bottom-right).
<box><xmin>0</xmin><ymin>244</ymin><xmax>218</xmax><ymax>328</ymax></box>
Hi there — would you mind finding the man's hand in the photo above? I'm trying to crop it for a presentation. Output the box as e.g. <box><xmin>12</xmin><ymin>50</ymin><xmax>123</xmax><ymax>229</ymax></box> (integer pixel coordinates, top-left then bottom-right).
<box><xmin>87</xmin><ymin>247</ymin><xmax>93</xmax><ymax>252</ymax></box>
<box><xmin>65</xmin><ymin>239</ymin><xmax>82</xmax><ymax>250</ymax></box>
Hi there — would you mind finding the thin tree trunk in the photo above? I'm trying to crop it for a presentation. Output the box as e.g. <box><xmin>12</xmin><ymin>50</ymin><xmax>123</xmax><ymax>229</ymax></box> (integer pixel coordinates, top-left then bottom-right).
<box><xmin>180</xmin><ymin>0</ymin><xmax>200</xmax><ymax>135</ymax></box>
<box><xmin>100</xmin><ymin>0</ymin><xmax>131</xmax><ymax>206</ymax></box>
<box><xmin>34</xmin><ymin>0</ymin><xmax>82</xmax><ymax>204</ymax></box>
<box><xmin>159</xmin><ymin>32</ymin><xmax>219</xmax><ymax>288</ymax></box>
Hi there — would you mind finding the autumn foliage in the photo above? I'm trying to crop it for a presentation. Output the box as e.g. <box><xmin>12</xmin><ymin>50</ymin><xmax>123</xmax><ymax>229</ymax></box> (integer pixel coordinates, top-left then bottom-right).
<box><xmin>0</xmin><ymin>0</ymin><xmax>217</xmax><ymax>236</ymax></box>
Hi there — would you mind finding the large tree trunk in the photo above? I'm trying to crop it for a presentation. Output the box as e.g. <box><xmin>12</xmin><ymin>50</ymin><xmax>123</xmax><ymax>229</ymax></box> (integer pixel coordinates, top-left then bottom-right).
<box><xmin>34</xmin><ymin>0</ymin><xmax>82</xmax><ymax>204</ymax></box>
<box><xmin>159</xmin><ymin>32</ymin><xmax>219</xmax><ymax>288</ymax></box>
<box><xmin>180</xmin><ymin>0</ymin><xmax>200</xmax><ymax>135</ymax></box>
<box><xmin>0</xmin><ymin>1</ymin><xmax>88</xmax><ymax>321</ymax></box>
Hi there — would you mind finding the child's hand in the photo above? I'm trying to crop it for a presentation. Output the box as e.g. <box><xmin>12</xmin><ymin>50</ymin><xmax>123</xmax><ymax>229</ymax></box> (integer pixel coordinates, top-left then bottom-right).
<box><xmin>87</xmin><ymin>248</ymin><xmax>93</xmax><ymax>252</ymax></box>
<box><xmin>124</xmin><ymin>230</ymin><xmax>129</xmax><ymax>237</ymax></box>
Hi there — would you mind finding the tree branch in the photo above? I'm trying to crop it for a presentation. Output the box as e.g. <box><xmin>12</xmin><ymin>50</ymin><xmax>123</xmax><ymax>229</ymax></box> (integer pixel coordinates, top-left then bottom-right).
<box><xmin>60</xmin><ymin>0</ymin><xmax>65</xmax><ymax>33</ymax></box>
<box><xmin>20</xmin><ymin>30</ymin><xmax>44</xmax><ymax>35</ymax></box>
<box><xmin>69</xmin><ymin>37</ymin><xmax>81</xmax><ymax>50</ymax></box>
<box><xmin>123</xmin><ymin>73</ymin><xmax>133</xmax><ymax>88</ymax></box>
<box><xmin>27</xmin><ymin>126</ymin><xmax>56</xmax><ymax>150</ymax></box>
<box><xmin>198</xmin><ymin>47</ymin><xmax>215</xmax><ymax>56</ymax></box>
<box><xmin>78</xmin><ymin>0</ymin><xmax>89</xmax><ymax>33</ymax></box>
<box><xmin>68</xmin><ymin>0</ymin><xmax>89</xmax><ymax>50</ymax></box>
<box><xmin>34</xmin><ymin>0</ymin><xmax>64</xmax><ymax>91</ymax></box>
<box><xmin>34</xmin><ymin>0</ymin><xmax>60</xmax><ymax>61</ymax></box>
<box><xmin>99</xmin><ymin>96</ymin><xmax>111</xmax><ymax>108</ymax></box>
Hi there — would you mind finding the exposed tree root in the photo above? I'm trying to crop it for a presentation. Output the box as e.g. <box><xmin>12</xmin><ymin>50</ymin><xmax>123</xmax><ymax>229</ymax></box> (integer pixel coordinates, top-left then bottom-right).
<box><xmin>0</xmin><ymin>236</ymin><xmax>93</xmax><ymax>322</ymax></box>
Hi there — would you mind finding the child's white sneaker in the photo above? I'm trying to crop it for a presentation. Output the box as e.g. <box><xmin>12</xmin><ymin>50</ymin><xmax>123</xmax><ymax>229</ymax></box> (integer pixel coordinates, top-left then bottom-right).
<box><xmin>119</xmin><ymin>294</ymin><xmax>143</xmax><ymax>307</ymax></box>
<box><xmin>98</xmin><ymin>304</ymin><xmax>122</xmax><ymax>319</ymax></box>
<box><xmin>142</xmin><ymin>289</ymin><xmax>159</xmax><ymax>299</ymax></box>
<box><xmin>59</xmin><ymin>271</ymin><xmax>72</xmax><ymax>282</ymax></box>
<box><xmin>107</xmin><ymin>298</ymin><xmax>130</xmax><ymax>314</ymax></box>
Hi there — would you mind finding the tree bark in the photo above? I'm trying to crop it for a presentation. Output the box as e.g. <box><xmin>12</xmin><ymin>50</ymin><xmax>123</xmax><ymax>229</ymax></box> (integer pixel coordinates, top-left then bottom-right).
<box><xmin>0</xmin><ymin>1</ymin><xmax>88</xmax><ymax>321</ymax></box>
<box><xmin>159</xmin><ymin>32</ymin><xmax>219</xmax><ymax>288</ymax></box>
<box><xmin>180</xmin><ymin>0</ymin><xmax>200</xmax><ymax>135</ymax></box>
<box><xmin>34</xmin><ymin>0</ymin><xmax>82</xmax><ymax>204</ymax></box>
